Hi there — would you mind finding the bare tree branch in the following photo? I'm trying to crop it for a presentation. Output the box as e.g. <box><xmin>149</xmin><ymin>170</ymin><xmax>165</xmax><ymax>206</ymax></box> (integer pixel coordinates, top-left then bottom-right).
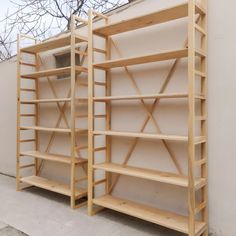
<box><xmin>0</xmin><ymin>0</ymin><xmax>128</xmax><ymax>61</ymax></box>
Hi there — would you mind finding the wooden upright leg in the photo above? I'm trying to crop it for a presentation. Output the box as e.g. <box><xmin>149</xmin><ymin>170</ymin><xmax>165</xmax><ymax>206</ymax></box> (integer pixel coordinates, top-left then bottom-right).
<box><xmin>188</xmin><ymin>0</ymin><xmax>196</xmax><ymax>235</ymax></box>
<box><xmin>88</xmin><ymin>9</ymin><xmax>94</xmax><ymax>216</ymax></box>
<box><xmin>70</xmin><ymin>15</ymin><xmax>76</xmax><ymax>209</ymax></box>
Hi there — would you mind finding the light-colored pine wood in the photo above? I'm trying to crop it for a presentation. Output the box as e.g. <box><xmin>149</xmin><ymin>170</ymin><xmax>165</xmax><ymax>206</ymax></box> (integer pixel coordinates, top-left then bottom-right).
<box><xmin>188</xmin><ymin>1</ymin><xmax>196</xmax><ymax>235</ymax></box>
<box><xmin>21</xmin><ymin>34</ymin><xmax>87</xmax><ymax>53</ymax></box>
<box><xmin>21</xmin><ymin>66</ymin><xmax>88</xmax><ymax>79</ymax></box>
<box><xmin>21</xmin><ymin>98</ymin><xmax>71</xmax><ymax>104</ymax></box>
<box><xmin>93</xmin><ymin>3</ymin><xmax>205</xmax><ymax>37</ymax></box>
<box><xmin>93</xmin><ymin>195</ymin><xmax>206</xmax><ymax>235</ymax></box>
<box><xmin>16</xmin><ymin>34</ymin><xmax>21</xmax><ymax>191</ymax></box>
<box><xmin>88</xmin><ymin>2</ymin><xmax>208</xmax><ymax>234</ymax></box>
<box><xmin>16</xmin><ymin>17</ymin><xmax>89</xmax><ymax>209</ymax></box>
<box><xmin>94</xmin><ymin>93</ymin><xmax>190</xmax><ymax>101</ymax></box>
<box><xmin>88</xmin><ymin>9</ymin><xmax>95</xmax><ymax>216</ymax></box>
<box><xmin>93</xmin><ymin>130</ymin><xmax>205</xmax><ymax>143</ymax></box>
<box><xmin>20</xmin><ymin>151</ymin><xmax>87</xmax><ymax>164</ymax></box>
<box><xmin>93</xmin><ymin>163</ymin><xmax>206</xmax><ymax>189</ymax></box>
<box><xmin>94</xmin><ymin>49</ymin><xmax>188</xmax><ymax>69</ymax></box>
<box><xmin>21</xmin><ymin>176</ymin><xmax>87</xmax><ymax>197</ymax></box>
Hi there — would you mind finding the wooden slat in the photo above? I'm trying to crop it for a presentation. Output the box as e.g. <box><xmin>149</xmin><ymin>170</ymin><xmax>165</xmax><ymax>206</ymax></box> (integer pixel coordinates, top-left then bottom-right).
<box><xmin>93</xmin><ymin>163</ymin><xmax>206</xmax><ymax>189</ymax></box>
<box><xmin>195</xmin><ymin>24</ymin><xmax>206</xmax><ymax>35</ymax></box>
<box><xmin>94</xmin><ymin>49</ymin><xmax>188</xmax><ymax>69</ymax></box>
<box><xmin>21</xmin><ymin>176</ymin><xmax>87</xmax><ymax>197</ymax></box>
<box><xmin>21</xmin><ymin>34</ymin><xmax>88</xmax><ymax>53</ymax></box>
<box><xmin>93</xmin><ymin>130</ymin><xmax>205</xmax><ymax>143</ymax></box>
<box><xmin>93</xmin><ymin>93</ymin><xmax>189</xmax><ymax>101</ymax></box>
<box><xmin>20</xmin><ymin>113</ymin><xmax>36</xmax><ymax>117</ymax></box>
<box><xmin>195</xmin><ymin>48</ymin><xmax>206</xmax><ymax>58</ymax></box>
<box><xmin>20</xmin><ymin>88</ymin><xmax>36</xmax><ymax>92</ymax></box>
<box><xmin>93</xmin><ymin>195</ymin><xmax>206</xmax><ymax>235</ymax></box>
<box><xmin>195</xmin><ymin>70</ymin><xmax>206</xmax><ymax>77</ymax></box>
<box><xmin>93</xmin><ymin>3</ymin><xmax>206</xmax><ymax>37</ymax></box>
<box><xmin>21</xmin><ymin>98</ymin><xmax>71</xmax><ymax>104</ymax></box>
<box><xmin>21</xmin><ymin>66</ymin><xmax>88</xmax><ymax>79</ymax></box>
<box><xmin>20</xmin><ymin>151</ymin><xmax>87</xmax><ymax>164</ymax></box>
<box><xmin>20</xmin><ymin>126</ymin><xmax>87</xmax><ymax>133</ymax></box>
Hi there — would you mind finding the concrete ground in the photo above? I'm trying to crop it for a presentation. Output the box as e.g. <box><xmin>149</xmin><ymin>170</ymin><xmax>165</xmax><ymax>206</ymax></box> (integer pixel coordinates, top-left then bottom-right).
<box><xmin>0</xmin><ymin>174</ymin><xmax>183</xmax><ymax>236</ymax></box>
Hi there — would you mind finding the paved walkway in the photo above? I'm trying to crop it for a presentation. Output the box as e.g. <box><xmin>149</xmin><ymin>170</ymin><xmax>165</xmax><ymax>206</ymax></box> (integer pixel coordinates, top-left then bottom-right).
<box><xmin>0</xmin><ymin>174</ymin><xmax>182</xmax><ymax>236</ymax></box>
<box><xmin>0</xmin><ymin>221</ymin><xmax>27</xmax><ymax>236</ymax></box>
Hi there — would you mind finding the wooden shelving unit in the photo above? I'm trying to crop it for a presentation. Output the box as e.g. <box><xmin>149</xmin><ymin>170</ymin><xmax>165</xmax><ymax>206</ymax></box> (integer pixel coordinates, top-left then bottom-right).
<box><xmin>16</xmin><ymin>15</ymin><xmax>89</xmax><ymax>209</ymax></box>
<box><xmin>88</xmin><ymin>1</ymin><xmax>208</xmax><ymax>235</ymax></box>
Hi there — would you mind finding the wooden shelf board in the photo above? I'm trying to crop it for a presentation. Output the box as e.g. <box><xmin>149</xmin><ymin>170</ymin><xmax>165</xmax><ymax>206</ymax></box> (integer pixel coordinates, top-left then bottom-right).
<box><xmin>20</xmin><ymin>126</ymin><xmax>71</xmax><ymax>133</ymax></box>
<box><xmin>93</xmin><ymin>130</ymin><xmax>205</xmax><ymax>143</ymax></box>
<box><xmin>93</xmin><ymin>195</ymin><xmax>206</xmax><ymax>235</ymax></box>
<box><xmin>93</xmin><ymin>163</ymin><xmax>205</xmax><ymax>189</ymax></box>
<box><xmin>93</xmin><ymin>49</ymin><xmax>188</xmax><ymax>69</ymax></box>
<box><xmin>93</xmin><ymin>3</ymin><xmax>205</xmax><ymax>36</ymax></box>
<box><xmin>21</xmin><ymin>98</ymin><xmax>71</xmax><ymax>104</ymax></box>
<box><xmin>21</xmin><ymin>176</ymin><xmax>87</xmax><ymax>197</ymax></box>
<box><xmin>21</xmin><ymin>66</ymin><xmax>87</xmax><ymax>79</ymax></box>
<box><xmin>20</xmin><ymin>151</ymin><xmax>87</xmax><ymax>165</ymax></box>
<box><xmin>21</xmin><ymin>98</ymin><xmax>88</xmax><ymax>104</ymax></box>
<box><xmin>94</xmin><ymin>93</ymin><xmax>189</xmax><ymax>101</ymax></box>
<box><xmin>21</xmin><ymin>34</ymin><xmax>88</xmax><ymax>53</ymax></box>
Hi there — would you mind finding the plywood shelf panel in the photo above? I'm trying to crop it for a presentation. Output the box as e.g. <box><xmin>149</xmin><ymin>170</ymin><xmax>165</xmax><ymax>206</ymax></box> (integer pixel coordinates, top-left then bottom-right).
<box><xmin>94</xmin><ymin>49</ymin><xmax>188</xmax><ymax>69</ymax></box>
<box><xmin>21</xmin><ymin>34</ymin><xmax>88</xmax><ymax>53</ymax></box>
<box><xmin>93</xmin><ymin>195</ymin><xmax>206</xmax><ymax>235</ymax></box>
<box><xmin>20</xmin><ymin>151</ymin><xmax>87</xmax><ymax>165</ymax></box>
<box><xmin>93</xmin><ymin>130</ymin><xmax>206</xmax><ymax>143</ymax></box>
<box><xmin>93</xmin><ymin>163</ymin><xmax>206</xmax><ymax>189</ymax></box>
<box><xmin>21</xmin><ymin>176</ymin><xmax>87</xmax><ymax>197</ymax></box>
<box><xmin>93</xmin><ymin>3</ymin><xmax>205</xmax><ymax>37</ymax></box>
<box><xmin>21</xmin><ymin>66</ymin><xmax>88</xmax><ymax>79</ymax></box>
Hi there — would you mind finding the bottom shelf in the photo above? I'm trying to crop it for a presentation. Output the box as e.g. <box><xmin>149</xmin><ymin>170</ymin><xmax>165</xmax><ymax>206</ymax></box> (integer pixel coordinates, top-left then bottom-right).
<box><xmin>93</xmin><ymin>195</ymin><xmax>206</xmax><ymax>235</ymax></box>
<box><xmin>21</xmin><ymin>176</ymin><xmax>87</xmax><ymax>198</ymax></box>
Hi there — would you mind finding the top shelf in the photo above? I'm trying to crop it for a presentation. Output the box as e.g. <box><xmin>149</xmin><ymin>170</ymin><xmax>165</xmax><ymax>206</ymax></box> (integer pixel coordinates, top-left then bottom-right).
<box><xmin>21</xmin><ymin>34</ymin><xmax>88</xmax><ymax>54</ymax></box>
<box><xmin>93</xmin><ymin>2</ymin><xmax>206</xmax><ymax>37</ymax></box>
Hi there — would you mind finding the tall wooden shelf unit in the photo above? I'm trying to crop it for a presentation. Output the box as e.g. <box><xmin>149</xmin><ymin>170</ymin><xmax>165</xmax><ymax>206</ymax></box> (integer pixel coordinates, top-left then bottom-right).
<box><xmin>88</xmin><ymin>1</ymin><xmax>208</xmax><ymax>235</ymax></box>
<box><xmin>16</xmin><ymin>15</ymin><xmax>89</xmax><ymax>209</ymax></box>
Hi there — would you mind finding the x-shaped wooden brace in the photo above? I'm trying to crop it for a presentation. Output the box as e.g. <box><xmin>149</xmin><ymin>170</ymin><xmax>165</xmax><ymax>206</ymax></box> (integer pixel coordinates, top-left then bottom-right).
<box><xmin>37</xmin><ymin>45</ymin><xmax>88</xmax><ymax>175</ymax></box>
<box><xmin>108</xmin><ymin>38</ymin><xmax>189</xmax><ymax>193</ymax></box>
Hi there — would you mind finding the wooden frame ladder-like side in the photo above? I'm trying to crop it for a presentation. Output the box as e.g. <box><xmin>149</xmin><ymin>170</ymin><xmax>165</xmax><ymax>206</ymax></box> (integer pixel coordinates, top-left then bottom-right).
<box><xmin>88</xmin><ymin>1</ymin><xmax>208</xmax><ymax>235</ymax></box>
<box><xmin>188</xmin><ymin>0</ymin><xmax>208</xmax><ymax>235</ymax></box>
<box><xmin>16</xmin><ymin>15</ymin><xmax>89</xmax><ymax>209</ymax></box>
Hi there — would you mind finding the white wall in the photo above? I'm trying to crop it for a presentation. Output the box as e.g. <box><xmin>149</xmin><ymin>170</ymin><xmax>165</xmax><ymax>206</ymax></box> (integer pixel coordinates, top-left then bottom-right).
<box><xmin>0</xmin><ymin>0</ymin><xmax>236</xmax><ymax>235</ymax></box>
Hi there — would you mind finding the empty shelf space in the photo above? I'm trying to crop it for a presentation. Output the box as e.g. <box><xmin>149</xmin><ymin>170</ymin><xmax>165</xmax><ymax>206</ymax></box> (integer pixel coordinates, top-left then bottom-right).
<box><xmin>93</xmin><ymin>195</ymin><xmax>206</xmax><ymax>235</ymax></box>
<box><xmin>93</xmin><ymin>163</ymin><xmax>206</xmax><ymax>189</ymax></box>
<box><xmin>20</xmin><ymin>151</ymin><xmax>87</xmax><ymax>165</ymax></box>
<box><xmin>93</xmin><ymin>130</ymin><xmax>206</xmax><ymax>143</ymax></box>
<box><xmin>21</xmin><ymin>176</ymin><xmax>87</xmax><ymax>197</ymax></box>
<box><xmin>94</xmin><ymin>49</ymin><xmax>188</xmax><ymax>69</ymax></box>
<box><xmin>20</xmin><ymin>126</ymin><xmax>87</xmax><ymax>133</ymax></box>
<box><xmin>93</xmin><ymin>3</ymin><xmax>205</xmax><ymax>37</ymax></box>
<box><xmin>21</xmin><ymin>34</ymin><xmax>88</xmax><ymax>53</ymax></box>
<box><xmin>21</xmin><ymin>66</ymin><xmax>87</xmax><ymax>79</ymax></box>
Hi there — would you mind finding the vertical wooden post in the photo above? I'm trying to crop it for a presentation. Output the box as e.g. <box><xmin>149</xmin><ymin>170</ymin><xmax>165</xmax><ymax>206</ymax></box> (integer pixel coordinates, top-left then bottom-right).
<box><xmin>70</xmin><ymin>15</ymin><xmax>76</xmax><ymax>209</ymax></box>
<box><xmin>16</xmin><ymin>34</ymin><xmax>21</xmax><ymax>191</ymax></box>
<box><xmin>200</xmin><ymin>0</ymin><xmax>208</xmax><ymax>235</ymax></box>
<box><xmin>105</xmin><ymin>18</ymin><xmax>112</xmax><ymax>194</ymax></box>
<box><xmin>88</xmin><ymin>9</ymin><xmax>94</xmax><ymax>216</ymax></box>
<box><xmin>188</xmin><ymin>0</ymin><xmax>196</xmax><ymax>235</ymax></box>
<box><xmin>35</xmin><ymin>49</ymin><xmax>40</xmax><ymax>176</ymax></box>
